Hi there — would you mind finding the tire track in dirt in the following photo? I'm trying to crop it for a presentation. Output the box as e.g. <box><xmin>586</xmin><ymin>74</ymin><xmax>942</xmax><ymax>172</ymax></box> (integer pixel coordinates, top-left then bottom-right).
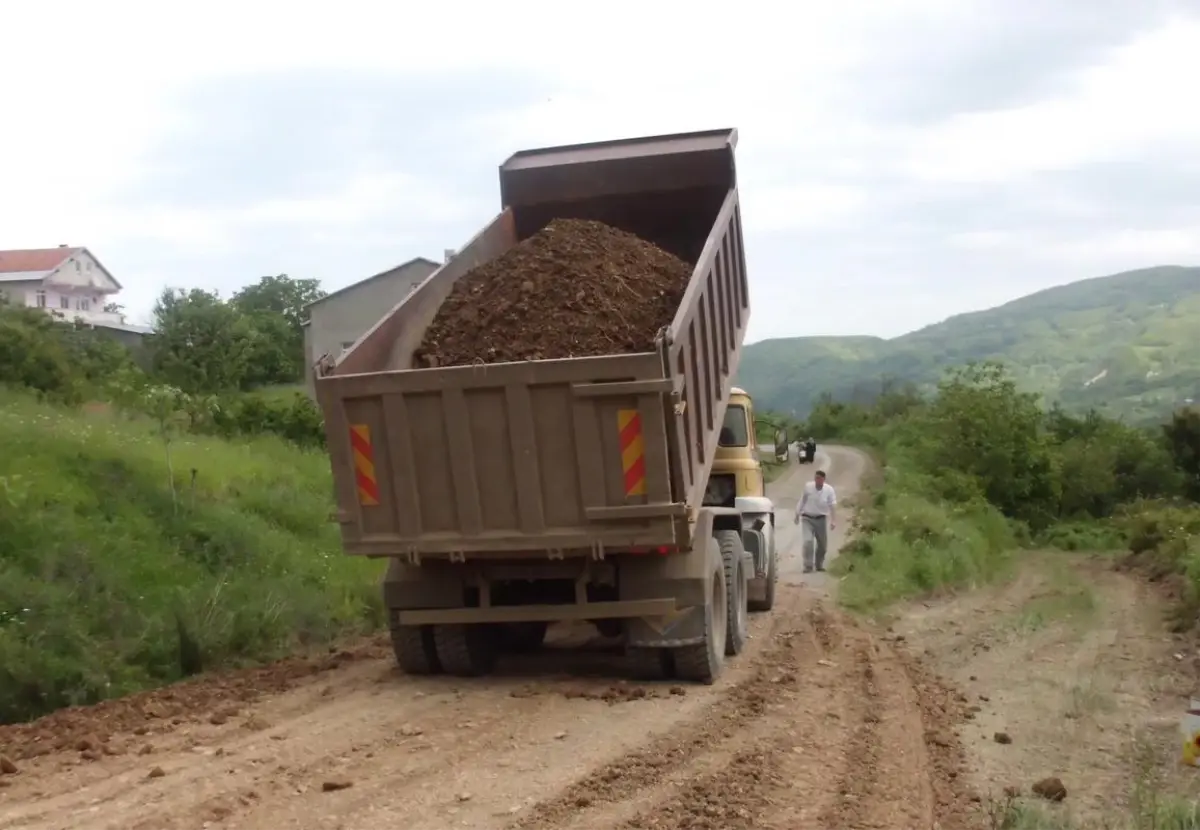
<box><xmin>608</xmin><ymin>605</ymin><xmax>847</xmax><ymax>830</ymax></box>
<box><xmin>505</xmin><ymin>591</ymin><xmax>819</xmax><ymax>830</ymax></box>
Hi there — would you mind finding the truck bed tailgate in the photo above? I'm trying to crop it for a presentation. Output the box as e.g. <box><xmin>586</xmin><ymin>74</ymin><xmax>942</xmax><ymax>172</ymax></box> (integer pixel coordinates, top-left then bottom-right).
<box><xmin>320</xmin><ymin>353</ymin><xmax>685</xmax><ymax>558</ymax></box>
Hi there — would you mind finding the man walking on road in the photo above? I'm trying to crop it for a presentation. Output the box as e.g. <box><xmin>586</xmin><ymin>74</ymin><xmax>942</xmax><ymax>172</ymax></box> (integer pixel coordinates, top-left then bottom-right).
<box><xmin>794</xmin><ymin>469</ymin><xmax>837</xmax><ymax>573</ymax></box>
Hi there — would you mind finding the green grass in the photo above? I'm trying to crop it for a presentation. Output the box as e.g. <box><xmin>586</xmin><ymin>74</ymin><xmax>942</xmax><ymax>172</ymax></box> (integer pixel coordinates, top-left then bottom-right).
<box><xmin>1122</xmin><ymin>502</ymin><xmax>1200</xmax><ymax>630</ymax></box>
<box><xmin>833</xmin><ymin>447</ymin><xmax>1017</xmax><ymax>611</ymax></box>
<box><xmin>249</xmin><ymin>382</ymin><xmax>308</xmax><ymax>402</ymax></box>
<box><xmin>0</xmin><ymin>391</ymin><xmax>383</xmax><ymax>724</ymax></box>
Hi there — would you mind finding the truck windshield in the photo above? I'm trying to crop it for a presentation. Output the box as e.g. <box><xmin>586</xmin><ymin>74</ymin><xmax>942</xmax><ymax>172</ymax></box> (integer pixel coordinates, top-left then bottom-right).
<box><xmin>719</xmin><ymin>405</ymin><xmax>749</xmax><ymax>447</ymax></box>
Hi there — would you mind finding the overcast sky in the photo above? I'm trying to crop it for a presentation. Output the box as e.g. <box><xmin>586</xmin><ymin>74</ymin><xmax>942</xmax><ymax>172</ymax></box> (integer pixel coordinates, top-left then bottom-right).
<box><xmin>2</xmin><ymin>0</ymin><xmax>1199</xmax><ymax>342</ymax></box>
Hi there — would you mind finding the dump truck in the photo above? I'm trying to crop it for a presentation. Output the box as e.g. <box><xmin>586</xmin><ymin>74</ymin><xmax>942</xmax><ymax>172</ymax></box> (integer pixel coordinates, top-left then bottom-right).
<box><xmin>314</xmin><ymin>128</ymin><xmax>776</xmax><ymax>684</ymax></box>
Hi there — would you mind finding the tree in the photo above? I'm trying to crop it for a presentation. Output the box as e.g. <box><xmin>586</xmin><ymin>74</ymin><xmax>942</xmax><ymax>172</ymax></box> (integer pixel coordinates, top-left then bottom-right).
<box><xmin>1164</xmin><ymin>408</ymin><xmax>1200</xmax><ymax>501</ymax></box>
<box><xmin>148</xmin><ymin>288</ymin><xmax>259</xmax><ymax>395</ymax></box>
<box><xmin>230</xmin><ymin>274</ymin><xmax>326</xmax><ymax>386</ymax></box>
<box><xmin>920</xmin><ymin>362</ymin><xmax>1060</xmax><ymax>528</ymax></box>
<box><xmin>231</xmin><ymin>274</ymin><xmax>325</xmax><ymax>332</ymax></box>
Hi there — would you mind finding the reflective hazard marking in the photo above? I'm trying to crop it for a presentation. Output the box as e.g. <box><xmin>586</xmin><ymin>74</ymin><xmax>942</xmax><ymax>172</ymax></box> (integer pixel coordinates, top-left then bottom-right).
<box><xmin>617</xmin><ymin>409</ymin><xmax>647</xmax><ymax>497</ymax></box>
<box><xmin>349</xmin><ymin>424</ymin><xmax>380</xmax><ymax>506</ymax></box>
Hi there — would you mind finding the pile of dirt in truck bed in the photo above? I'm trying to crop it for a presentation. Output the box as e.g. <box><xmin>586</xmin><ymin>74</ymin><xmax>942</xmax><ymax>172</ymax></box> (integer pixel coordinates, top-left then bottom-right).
<box><xmin>415</xmin><ymin>219</ymin><xmax>692</xmax><ymax>367</ymax></box>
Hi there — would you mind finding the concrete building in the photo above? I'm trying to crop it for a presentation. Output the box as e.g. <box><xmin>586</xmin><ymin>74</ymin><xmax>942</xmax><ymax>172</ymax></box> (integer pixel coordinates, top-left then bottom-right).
<box><xmin>0</xmin><ymin>245</ymin><xmax>152</xmax><ymax>341</ymax></box>
<box><xmin>303</xmin><ymin>256</ymin><xmax>442</xmax><ymax>396</ymax></box>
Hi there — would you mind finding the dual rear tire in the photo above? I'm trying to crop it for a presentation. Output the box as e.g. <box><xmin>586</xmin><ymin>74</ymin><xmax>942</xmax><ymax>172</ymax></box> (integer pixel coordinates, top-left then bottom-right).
<box><xmin>628</xmin><ymin>530</ymin><xmax>750</xmax><ymax>684</ymax></box>
<box><xmin>391</xmin><ymin>620</ymin><xmax>547</xmax><ymax>677</ymax></box>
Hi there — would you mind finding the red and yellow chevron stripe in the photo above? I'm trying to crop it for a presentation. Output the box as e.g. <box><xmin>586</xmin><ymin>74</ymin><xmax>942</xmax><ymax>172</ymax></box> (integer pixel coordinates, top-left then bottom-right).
<box><xmin>617</xmin><ymin>409</ymin><xmax>647</xmax><ymax>497</ymax></box>
<box><xmin>349</xmin><ymin>424</ymin><xmax>380</xmax><ymax>506</ymax></box>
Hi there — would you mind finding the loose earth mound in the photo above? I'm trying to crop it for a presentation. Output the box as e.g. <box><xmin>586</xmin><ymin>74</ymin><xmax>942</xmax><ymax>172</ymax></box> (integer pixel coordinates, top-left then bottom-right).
<box><xmin>416</xmin><ymin>219</ymin><xmax>692</xmax><ymax>367</ymax></box>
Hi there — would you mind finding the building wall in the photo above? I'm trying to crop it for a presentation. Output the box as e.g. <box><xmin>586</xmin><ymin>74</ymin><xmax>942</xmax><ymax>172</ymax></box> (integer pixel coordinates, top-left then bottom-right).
<box><xmin>0</xmin><ymin>280</ymin><xmax>40</xmax><ymax>307</ymax></box>
<box><xmin>304</xmin><ymin>260</ymin><xmax>440</xmax><ymax>397</ymax></box>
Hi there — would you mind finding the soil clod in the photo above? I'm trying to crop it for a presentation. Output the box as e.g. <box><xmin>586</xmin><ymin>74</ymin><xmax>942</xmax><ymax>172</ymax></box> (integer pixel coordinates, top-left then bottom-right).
<box><xmin>1032</xmin><ymin>776</ymin><xmax>1067</xmax><ymax>802</ymax></box>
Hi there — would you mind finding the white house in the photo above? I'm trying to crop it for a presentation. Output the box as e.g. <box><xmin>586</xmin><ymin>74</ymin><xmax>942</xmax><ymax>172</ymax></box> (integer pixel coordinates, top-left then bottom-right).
<box><xmin>0</xmin><ymin>245</ymin><xmax>150</xmax><ymax>339</ymax></box>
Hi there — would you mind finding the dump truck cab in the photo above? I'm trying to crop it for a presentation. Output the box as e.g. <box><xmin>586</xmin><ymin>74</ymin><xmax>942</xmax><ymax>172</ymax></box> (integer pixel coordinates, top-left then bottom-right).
<box><xmin>707</xmin><ymin>387</ymin><xmax>777</xmax><ymax>612</ymax></box>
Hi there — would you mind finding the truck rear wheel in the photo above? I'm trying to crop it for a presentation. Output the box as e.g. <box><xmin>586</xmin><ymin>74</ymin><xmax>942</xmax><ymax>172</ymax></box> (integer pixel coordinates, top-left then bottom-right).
<box><xmin>748</xmin><ymin>543</ymin><xmax>777</xmax><ymax>613</ymax></box>
<box><xmin>669</xmin><ymin>537</ymin><xmax>726</xmax><ymax>684</ymax></box>
<box><xmin>717</xmin><ymin>530</ymin><xmax>749</xmax><ymax>656</ymax></box>
<box><xmin>627</xmin><ymin>646</ymin><xmax>669</xmax><ymax>680</ymax></box>
<box><xmin>391</xmin><ymin>625</ymin><xmax>442</xmax><ymax>675</ymax></box>
<box><xmin>433</xmin><ymin>624</ymin><xmax>497</xmax><ymax>677</ymax></box>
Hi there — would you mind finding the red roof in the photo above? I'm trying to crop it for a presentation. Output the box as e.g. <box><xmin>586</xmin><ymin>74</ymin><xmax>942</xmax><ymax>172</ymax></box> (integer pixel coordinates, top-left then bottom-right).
<box><xmin>0</xmin><ymin>247</ymin><xmax>79</xmax><ymax>274</ymax></box>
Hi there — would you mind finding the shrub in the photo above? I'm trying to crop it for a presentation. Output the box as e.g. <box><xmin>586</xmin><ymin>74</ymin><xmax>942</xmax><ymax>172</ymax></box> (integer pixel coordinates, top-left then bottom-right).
<box><xmin>210</xmin><ymin>390</ymin><xmax>326</xmax><ymax>449</ymax></box>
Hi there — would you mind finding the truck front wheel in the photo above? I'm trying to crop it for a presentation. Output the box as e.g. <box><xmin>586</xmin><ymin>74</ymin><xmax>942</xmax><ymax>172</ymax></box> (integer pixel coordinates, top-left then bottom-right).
<box><xmin>433</xmin><ymin>624</ymin><xmax>497</xmax><ymax>676</ymax></box>
<box><xmin>717</xmin><ymin>530</ymin><xmax>749</xmax><ymax>656</ymax></box>
<box><xmin>669</xmin><ymin>537</ymin><xmax>726</xmax><ymax>684</ymax></box>
<box><xmin>391</xmin><ymin>625</ymin><xmax>442</xmax><ymax>675</ymax></box>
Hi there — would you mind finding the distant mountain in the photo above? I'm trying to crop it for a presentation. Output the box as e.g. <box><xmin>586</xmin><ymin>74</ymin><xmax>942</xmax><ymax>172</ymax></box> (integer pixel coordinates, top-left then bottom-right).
<box><xmin>739</xmin><ymin>265</ymin><xmax>1200</xmax><ymax>423</ymax></box>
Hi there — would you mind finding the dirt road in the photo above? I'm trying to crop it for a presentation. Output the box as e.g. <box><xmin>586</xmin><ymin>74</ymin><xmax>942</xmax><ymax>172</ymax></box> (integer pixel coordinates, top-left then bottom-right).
<box><xmin>0</xmin><ymin>447</ymin><xmax>979</xmax><ymax>830</ymax></box>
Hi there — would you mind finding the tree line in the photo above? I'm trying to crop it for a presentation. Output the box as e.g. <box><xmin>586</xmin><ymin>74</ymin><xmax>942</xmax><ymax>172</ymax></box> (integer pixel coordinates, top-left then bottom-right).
<box><xmin>776</xmin><ymin>363</ymin><xmax>1200</xmax><ymax>621</ymax></box>
<box><xmin>0</xmin><ymin>274</ymin><xmax>330</xmax><ymax>448</ymax></box>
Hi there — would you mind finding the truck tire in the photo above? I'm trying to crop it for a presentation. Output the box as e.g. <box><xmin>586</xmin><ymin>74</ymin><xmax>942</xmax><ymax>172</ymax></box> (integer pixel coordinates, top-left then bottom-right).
<box><xmin>390</xmin><ymin>625</ymin><xmax>442</xmax><ymax>675</ymax></box>
<box><xmin>748</xmin><ymin>543</ymin><xmax>777</xmax><ymax>613</ymax></box>
<box><xmin>433</xmin><ymin>624</ymin><xmax>497</xmax><ymax>677</ymax></box>
<box><xmin>717</xmin><ymin>530</ymin><xmax>749</xmax><ymax>656</ymax></box>
<box><xmin>627</xmin><ymin>646</ymin><xmax>669</xmax><ymax>680</ymax></box>
<box><xmin>499</xmin><ymin>621</ymin><xmax>548</xmax><ymax>653</ymax></box>
<box><xmin>669</xmin><ymin>537</ymin><xmax>726</xmax><ymax>684</ymax></box>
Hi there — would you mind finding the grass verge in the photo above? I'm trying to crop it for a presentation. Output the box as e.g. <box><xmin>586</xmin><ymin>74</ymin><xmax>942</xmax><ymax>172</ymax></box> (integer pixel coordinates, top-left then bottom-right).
<box><xmin>0</xmin><ymin>391</ymin><xmax>383</xmax><ymax>724</ymax></box>
<box><xmin>1121</xmin><ymin>501</ymin><xmax>1200</xmax><ymax>632</ymax></box>
<box><xmin>833</xmin><ymin>445</ymin><xmax>1017</xmax><ymax>612</ymax></box>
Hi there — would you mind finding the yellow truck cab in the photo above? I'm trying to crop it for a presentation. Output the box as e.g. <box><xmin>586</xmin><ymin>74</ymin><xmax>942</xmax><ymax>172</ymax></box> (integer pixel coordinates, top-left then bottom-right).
<box><xmin>704</xmin><ymin>387</ymin><xmax>778</xmax><ymax>612</ymax></box>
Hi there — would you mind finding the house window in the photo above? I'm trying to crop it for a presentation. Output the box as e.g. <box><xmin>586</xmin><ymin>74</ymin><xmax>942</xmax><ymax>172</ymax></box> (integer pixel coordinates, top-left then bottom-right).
<box><xmin>59</xmin><ymin>295</ymin><xmax>70</xmax><ymax>309</ymax></box>
<box><xmin>74</xmin><ymin>261</ymin><xmax>81</xmax><ymax>273</ymax></box>
<box><xmin>78</xmin><ymin>298</ymin><xmax>90</xmax><ymax>312</ymax></box>
<box><xmin>35</xmin><ymin>291</ymin><xmax>46</xmax><ymax>308</ymax></box>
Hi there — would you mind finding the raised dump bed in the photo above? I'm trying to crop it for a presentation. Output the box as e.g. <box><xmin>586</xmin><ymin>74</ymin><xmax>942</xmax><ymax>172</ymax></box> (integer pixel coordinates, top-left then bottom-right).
<box><xmin>315</xmin><ymin>128</ymin><xmax>766</xmax><ymax>683</ymax></box>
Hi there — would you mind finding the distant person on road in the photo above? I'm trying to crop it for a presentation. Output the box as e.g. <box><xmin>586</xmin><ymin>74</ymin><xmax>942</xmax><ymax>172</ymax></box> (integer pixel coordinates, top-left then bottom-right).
<box><xmin>794</xmin><ymin>469</ymin><xmax>837</xmax><ymax>573</ymax></box>
<box><xmin>805</xmin><ymin>437</ymin><xmax>816</xmax><ymax>463</ymax></box>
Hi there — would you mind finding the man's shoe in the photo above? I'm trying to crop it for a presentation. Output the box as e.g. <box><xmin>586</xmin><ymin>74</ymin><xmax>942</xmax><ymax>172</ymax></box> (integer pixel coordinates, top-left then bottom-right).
<box><xmin>803</xmin><ymin>567</ymin><xmax>813</xmax><ymax>574</ymax></box>
<box><xmin>816</xmin><ymin>566</ymin><xmax>826</xmax><ymax>572</ymax></box>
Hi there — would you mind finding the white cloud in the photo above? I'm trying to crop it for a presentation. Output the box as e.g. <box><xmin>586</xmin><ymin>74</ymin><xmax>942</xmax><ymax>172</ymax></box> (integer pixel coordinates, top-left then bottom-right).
<box><xmin>744</xmin><ymin>184</ymin><xmax>868</xmax><ymax>234</ymax></box>
<box><xmin>948</xmin><ymin>231</ymin><xmax>1014</xmax><ymax>250</ymax></box>
<box><xmin>1042</xmin><ymin>228</ymin><xmax>1200</xmax><ymax>264</ymax></box>
<box><xmin>901</xmin><ymin>16</ymin><xmax>1200</xmax><ymax>184</ymax></box>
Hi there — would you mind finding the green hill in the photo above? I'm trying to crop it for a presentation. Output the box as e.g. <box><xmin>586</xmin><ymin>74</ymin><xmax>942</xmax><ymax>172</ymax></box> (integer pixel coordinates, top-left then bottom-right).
<box><xmin>740</xmin><ymin>265</ymin><xmax>1200</xmax><ymax>422</ymax></box>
